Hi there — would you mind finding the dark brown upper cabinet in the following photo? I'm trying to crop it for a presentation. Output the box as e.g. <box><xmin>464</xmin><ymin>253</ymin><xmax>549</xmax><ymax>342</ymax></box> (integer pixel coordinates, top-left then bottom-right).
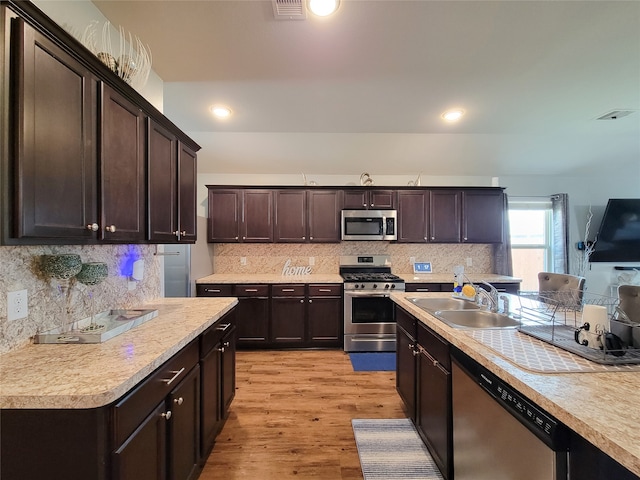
<box><xmin>10</xmin><ymin>17</ymin><xmax>98</xmax><ymax>240</ymax></box>
<box><xmin>207</xmin><ymin>188</ymin><xmax>273</xmax><ymax>243</ymax></box>
<box><xmin>429</xmin><ymin>190</ymin><xmax>462</xmax><ymax>243</ymax></box>
<box><xmin>274</xmin><ymin>190</ymin><xmax>307</xmax><ymax>242</ymax></box>
<box><xmin>148</xmin><ymin>121</ymin><xmax>197</xmax><ymax>244</ymax></box>
<box><xmin>2</xmin><ymin>2</ymin><xmax>200</xmax><ymax>245</ymax></box>
<box><xmin>308</xmin><ymin>189</ymin><xmax>343</xmax><ymax>243</ymax></box>
<box><xmin>343</xmin><ymin>189</ymin><xmax>396</xmax><ymax>209</ymax></box>
<box><xmin>462</xmin><ymin>189</ymin><xmax>505</xmax><ymax>243</ymax></box>
<box><xmin>100</xmin><ymin>84</ymin><xmax>146</xmax><ymax>243</ymax></box>
<box><xmin>397</xmin><ymin>190</ymin><xmax>429</xmax><ymax>243</ymax></box>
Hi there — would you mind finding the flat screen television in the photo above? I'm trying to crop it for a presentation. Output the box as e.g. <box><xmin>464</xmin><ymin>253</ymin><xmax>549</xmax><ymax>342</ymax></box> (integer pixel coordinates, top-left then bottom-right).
<box><xmin>590</xmin><ymin>198</ymin><xmax>640</xmax><ymax>263</ymax></box>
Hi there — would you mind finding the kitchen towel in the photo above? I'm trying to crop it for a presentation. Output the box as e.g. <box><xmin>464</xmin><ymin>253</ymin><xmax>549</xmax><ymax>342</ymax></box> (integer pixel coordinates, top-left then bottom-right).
<box><xmin>352</xmin><ymin>418</ymin><xmax>444</xmax><ymax>480</ymax></box>
<box><xmin>349</xmin><ymin>353</ymin><xmax>396</xmax><ymax>371</ymax></box>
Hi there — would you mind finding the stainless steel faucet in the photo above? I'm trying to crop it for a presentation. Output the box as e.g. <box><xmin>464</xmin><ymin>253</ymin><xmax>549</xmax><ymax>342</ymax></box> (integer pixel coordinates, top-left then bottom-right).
<box><xmin>478</xmin><ymin>281</ymin><xmax>499</xmax><ymax>312</ymax></box>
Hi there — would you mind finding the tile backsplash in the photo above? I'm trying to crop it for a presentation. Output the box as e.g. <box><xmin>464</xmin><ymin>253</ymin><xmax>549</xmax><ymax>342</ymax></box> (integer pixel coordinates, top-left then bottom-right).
<box><xmin>0</xmin><ymin>245</ymin><xmax>161</xmax><ymax>353</ymax></box>
<box><xmin>212</xmin><ymin>242</ymin><xmax>493</xmax><ymax>276</ymax></box>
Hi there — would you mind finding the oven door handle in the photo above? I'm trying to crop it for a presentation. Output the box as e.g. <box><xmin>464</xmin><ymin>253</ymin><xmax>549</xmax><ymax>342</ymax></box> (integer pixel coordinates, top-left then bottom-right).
<box><xmin>345</xmin><ymin>292</ymin><xmax>391</xmax><ymax>298</ymax></box>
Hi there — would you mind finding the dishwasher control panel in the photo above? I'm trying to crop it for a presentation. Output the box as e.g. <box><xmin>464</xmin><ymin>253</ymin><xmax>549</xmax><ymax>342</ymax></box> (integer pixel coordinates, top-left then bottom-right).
<box><xmin>478</xmin><ymin>368</ymin><xmax>564</xmax><ymax>446</ymax></box>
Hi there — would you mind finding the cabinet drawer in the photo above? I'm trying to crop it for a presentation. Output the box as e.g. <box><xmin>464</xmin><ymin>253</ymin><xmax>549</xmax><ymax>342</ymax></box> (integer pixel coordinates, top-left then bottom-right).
<box><xmin>200</xmin><ymin>315</ymin><xmax>234</xmax><ymax>358</ymax></box>
<box><xmin>112</xmin><ymin>339</ymin><xmax>199</xmax><ymax>446</ymax></box>
<box><xmin>234</xmin><ymin>284</ymin><xmax>269</xmax><ymax>297</ymax></box>
<box><xmin>418</xmin><ymin>323</ymin><xmax>450</xmax><ymax>370</ymax></box>
<box><xmin>197</xmin><ymin>284</ymin><xmax>233</xmax><ymax>296</ymax></box>
<box><xmin>405</xmin><ymin>283</ymin><xmax>442</xmax><ymax>293</ymax></box>
<box><xmin>395</xmin><ymin>306</ymin><xmax>417</xmax><ymax>338</ymax></box>
<box><xmin>309</xmin><ymin>284</ymin><xmax>342</xmax><ymax>296</ymax></box>
<box><xmin>272</xmin><ymin>284</ymin><xmax>305</xmax><ymax>297</ymax></box>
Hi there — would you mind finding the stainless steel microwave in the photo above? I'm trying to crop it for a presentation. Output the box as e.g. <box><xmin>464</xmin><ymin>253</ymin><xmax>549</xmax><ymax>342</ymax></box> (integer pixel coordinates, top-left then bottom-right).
<box><xmin>341</xmin><ymin>210</ymin><xmax>398</xmax><ymax>241</ymax></box>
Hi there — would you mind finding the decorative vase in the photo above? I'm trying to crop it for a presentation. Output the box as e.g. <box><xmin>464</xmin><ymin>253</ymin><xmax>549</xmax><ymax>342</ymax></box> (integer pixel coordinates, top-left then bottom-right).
<box><xmin>76</xmin><ymin>262</ymin><xmax>108</xmax><ymax>331</ymax></box>
<box><xmin>41</xmin><ymin>254</ymin><xmax>83</xmax><ymax>335</ymax></box>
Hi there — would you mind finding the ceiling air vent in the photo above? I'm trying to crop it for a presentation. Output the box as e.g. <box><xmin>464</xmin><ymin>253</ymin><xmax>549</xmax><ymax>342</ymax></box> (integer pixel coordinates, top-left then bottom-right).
<box><xmin>272</xmin><ymin>0</ymin><xmax>307</xmax><ymax>19</ymax></box>
<box><xmin>596</xmin><ymin>110</ymin><xmax>636</xmax><ymax>120</ymax></box>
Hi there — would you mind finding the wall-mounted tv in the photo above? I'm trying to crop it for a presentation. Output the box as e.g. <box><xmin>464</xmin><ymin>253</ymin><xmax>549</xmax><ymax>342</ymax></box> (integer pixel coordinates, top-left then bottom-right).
<box><xmin>590</xmin><ymin>198</ymin><xmax>640</xmax><ymax>263</ymax></box>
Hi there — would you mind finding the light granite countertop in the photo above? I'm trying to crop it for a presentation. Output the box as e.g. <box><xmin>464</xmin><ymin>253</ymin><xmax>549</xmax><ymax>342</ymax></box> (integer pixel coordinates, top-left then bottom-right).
<box><xmin>0</xmin><ymin>297</ymin><xmax>237</xmax><ymax>410</ymax></box>
<box><xmin>391</xmin><ymin>291</ymin><xmax>640</xmax><ymax>476</ymax></box>
<box><xmin>397</xmin><ymin>273</ymin><xmax>522</xmax><ymax>283</ymax></box>
<box><xmin>196</xmin><ymin>273</ymin><xmax>344</xmax><ymax>284</ymax></box>
<box><xmin>196</xmin><ymin>273</ymin><xmax>520</xmax><ymax>285</ymax></box>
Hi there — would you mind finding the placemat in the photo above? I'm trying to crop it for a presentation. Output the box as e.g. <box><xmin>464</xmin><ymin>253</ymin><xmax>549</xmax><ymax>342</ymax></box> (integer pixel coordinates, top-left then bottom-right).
<box><xmin>465</xmin><ymin>329</ymin><xmax>640</xmax><ymax>373</ymax></box>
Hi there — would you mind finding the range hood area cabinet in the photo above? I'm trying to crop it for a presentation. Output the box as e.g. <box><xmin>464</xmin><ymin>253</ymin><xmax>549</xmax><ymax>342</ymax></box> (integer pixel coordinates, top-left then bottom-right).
<box><xmin>1</xmin><ymin>2</ymin><xmax>200</xmax><ymax>245</ymax></box>
<box><xmin>207</xmin><ymin>187</ymin><xmax>344</xmax><ymax>244</ymax></box>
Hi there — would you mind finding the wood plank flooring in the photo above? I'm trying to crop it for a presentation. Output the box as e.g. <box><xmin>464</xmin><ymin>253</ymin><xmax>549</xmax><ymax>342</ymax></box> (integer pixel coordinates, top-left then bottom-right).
<box><xmin>199</xmin><ymin>349</ymin><xmax>406</xmax><ymax>480</ymax></box>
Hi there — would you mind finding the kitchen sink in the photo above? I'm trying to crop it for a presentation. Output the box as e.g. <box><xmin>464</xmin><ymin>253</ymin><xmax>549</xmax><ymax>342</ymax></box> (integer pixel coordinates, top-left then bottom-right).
<box><xmin>434</xmin><ymin>310</ymin><xmax>520</xmax><ymax>329</ymax></box>
<box><xmin>408</xmin><ymin>297</ymin><xmax>481</xmax><ymax>313</ymax></box>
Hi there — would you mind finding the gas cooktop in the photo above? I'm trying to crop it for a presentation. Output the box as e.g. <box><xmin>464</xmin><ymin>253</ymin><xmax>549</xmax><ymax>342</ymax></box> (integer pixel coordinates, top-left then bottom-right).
<box><xmin>341</xmin><ymin>272</ymin><xmax>403</xmax><ymax>283</ymax></box>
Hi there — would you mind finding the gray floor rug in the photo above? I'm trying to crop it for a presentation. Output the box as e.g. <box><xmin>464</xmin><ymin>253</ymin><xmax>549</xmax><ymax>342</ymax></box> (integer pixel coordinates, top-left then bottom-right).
<box><xmin>352</xmin><ymin>418</ymin><xmax>445</xmax><ymax>480</ymax></box>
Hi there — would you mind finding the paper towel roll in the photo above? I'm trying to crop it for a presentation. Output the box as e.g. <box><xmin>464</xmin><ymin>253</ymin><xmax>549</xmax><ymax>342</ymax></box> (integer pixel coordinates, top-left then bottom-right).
<box><xmin>582</xmin><ymin>304</ymin><xmax>609</xmax><ymax>332</ymax></box>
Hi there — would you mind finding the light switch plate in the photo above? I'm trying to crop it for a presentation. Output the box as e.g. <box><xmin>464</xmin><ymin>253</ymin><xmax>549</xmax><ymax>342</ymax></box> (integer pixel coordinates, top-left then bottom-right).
<box><xmin>8</xmin><ymin>289</ymin><xmax>28</xmax><ymax>321</ymax></box>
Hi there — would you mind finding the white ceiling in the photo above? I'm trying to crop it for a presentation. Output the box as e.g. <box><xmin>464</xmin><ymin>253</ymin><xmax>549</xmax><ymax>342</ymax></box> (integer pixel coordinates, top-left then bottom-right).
<box><xmin>92</xmin><ymin>0</ymin><xmax>640</xmax><ymax>177</ymax></box>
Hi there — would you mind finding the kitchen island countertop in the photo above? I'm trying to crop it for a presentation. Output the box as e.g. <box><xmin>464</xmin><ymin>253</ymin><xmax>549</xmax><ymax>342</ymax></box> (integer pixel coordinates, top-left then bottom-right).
<box><xmin>392</xmin><ymin>291</ymin><xmax>640</xmax><ymax>477</ymax></box>
<box><xmin>0</xmin><ymin>297</ymin><xmax>237</xmax><ymax>410</ymax></box>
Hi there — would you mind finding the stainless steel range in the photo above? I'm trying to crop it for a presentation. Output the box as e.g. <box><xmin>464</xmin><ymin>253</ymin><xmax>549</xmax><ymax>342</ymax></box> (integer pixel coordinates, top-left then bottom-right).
<box><xmin>340</xmin><ymin>255</ymin><xmax>405</xmax><ymax>352</ymax></box>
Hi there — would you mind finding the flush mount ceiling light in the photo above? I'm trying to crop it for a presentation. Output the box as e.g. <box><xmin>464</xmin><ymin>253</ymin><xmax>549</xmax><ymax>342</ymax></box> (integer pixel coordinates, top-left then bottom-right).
<box><xmin>308</xmin><ymin>0</ymin><xmax>340</xmax><ymax>17</ymax></box>
<box><xmin>441</xmin><ymin>109</ymin><xmax>465</xmax><ymax>122</ymax></box>
<box><xmin>210</xmin><ymin>105</ymin><xmax>232</xmax><ymax>118</ymax></box>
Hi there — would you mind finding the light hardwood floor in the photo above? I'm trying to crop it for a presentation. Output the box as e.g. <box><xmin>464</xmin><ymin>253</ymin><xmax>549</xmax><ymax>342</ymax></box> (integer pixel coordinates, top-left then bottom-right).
<box><xmin>199</xmin><ymin>349</ymin><xmax>406</xmax><ymax>480</ymax></box>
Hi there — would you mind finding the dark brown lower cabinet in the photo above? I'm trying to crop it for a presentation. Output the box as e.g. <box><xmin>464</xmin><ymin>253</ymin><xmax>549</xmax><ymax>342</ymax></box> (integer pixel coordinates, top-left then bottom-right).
<box><xmin>200</xmin><ymin>319</ymin><xmax>236</xmax><ymax>461</ymax></box>
<box><xmin>395</xmin><ymin>306</ymin><xmax>417</xmax><ymax>420</ymax></box>
<box><xmin>197</xmin><ymin>283</ymin><xmax>343</xmax><ymax>349</ymax></box>
<box><xmin>271</xmin><ymin>285</ymin><xmax>306</xmax><ymax>345</ymax></box>
<box><xmin>0</xmin><ymin>316</ymin><xmax>237</xmax><ymax>480</ymax></box>
<box><xmin>168</xmin><ymin>365</ymin><xmax>201</xmax><ymax>480</ymax></box>
<box><xmin>307</xmin><ymin>285</ymin><xmax>342</xmax><ymax>346</ymax></box>
<box><xmin>113</xmin><ymin>401</ymin><xmax>167</xmax><ymax>480</ymax></box>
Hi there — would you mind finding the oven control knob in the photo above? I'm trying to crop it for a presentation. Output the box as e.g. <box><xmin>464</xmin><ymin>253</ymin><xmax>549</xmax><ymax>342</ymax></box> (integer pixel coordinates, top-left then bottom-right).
<box><xmin>384</xmin><ymin>284</ymin><xmax>390</xmax><ymax>289</ymax></box>
<box><xmin>373</xmin><ymin>284</ymin><xmax>378</xmax><ymax>289</ymax></box>
<box><xmin>354</xmin><ymin>284</ymin><xmax>359</xmax><ymax>289</ymax></box>
<box><xmin>391</xmin><ymin>284</ymin><xmax>396</xmax><ymax>289</ymax></box>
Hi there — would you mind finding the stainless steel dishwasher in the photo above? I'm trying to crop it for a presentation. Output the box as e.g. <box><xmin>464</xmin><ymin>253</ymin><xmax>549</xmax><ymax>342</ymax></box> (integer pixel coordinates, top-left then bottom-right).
<box><xmin>452</xmin><ymin>348</ymin><xmax>568</xmax><ymax>480</ymax></box>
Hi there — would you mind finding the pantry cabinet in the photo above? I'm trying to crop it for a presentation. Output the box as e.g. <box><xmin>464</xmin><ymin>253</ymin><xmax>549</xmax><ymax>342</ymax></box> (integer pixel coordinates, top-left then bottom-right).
<box><xmin>1</xmin><ymin>1</ymin><xmax>199</xmax><ymax>245</ymax></box>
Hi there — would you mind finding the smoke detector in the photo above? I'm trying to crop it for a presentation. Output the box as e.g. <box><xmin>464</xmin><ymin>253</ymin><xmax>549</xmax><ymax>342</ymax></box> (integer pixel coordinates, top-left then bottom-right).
<box><xmin>272</xmin><ymin>0</ymin><xmax>307</xmax><ymax>20</ymax></box>
<box><xmin>596</xmin><ymin>110</ymin><xmax>636</xmax><ymax>120</ymax></box>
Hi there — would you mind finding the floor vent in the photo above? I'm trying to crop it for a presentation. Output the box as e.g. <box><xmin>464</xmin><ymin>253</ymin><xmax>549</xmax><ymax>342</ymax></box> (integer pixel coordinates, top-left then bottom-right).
<box><xmin>272</xmin><ymin>0</ymin><xmax>307</xmax><ymax>19</ymax></box>
<box><xmin>596</xmin><ymin>110</ymin><xmax>636</xmax><ymax>120</ymax></box>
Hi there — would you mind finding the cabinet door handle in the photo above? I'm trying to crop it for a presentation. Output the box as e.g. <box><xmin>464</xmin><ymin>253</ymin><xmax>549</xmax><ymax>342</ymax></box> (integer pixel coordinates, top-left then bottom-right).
<box><xmin>415</xmin><ymin>288</ymin><xmax>430</xmax><ymax>292</ymax></box>
<box><xmin>370</xmin><ymin>203</ymin><xmax>374</xmax><ymax>207</ymax></box>
<box><xmin>464</xmin><ymin>237</ymin><xmax>468</xmax><ymax>241</ymax></box>
<box><xmin>206</xmin><ymin>288</ymin><xmax>221</xmax><ymax>293</ymax></box>
<box><xmin>431</xmin><ymin>236</ymin><xmax>435</xmax><ymax>240</ymax></box>
<box><xmin>181</xmin><ymin>230</ymin><xmax>186</xmax><ymax>236</ymax></box>
<box><xmin>310</xmin><ymin>236</ymin><xmax>313</xmax><ymax>240</ymax></box>
<box><xmin>282</xmin><ymin>288</ymin><xmax>295</xmax><ymax>292</ymax></box>
<box><xmin>223</xmin><ymin>341</ymin><xmax>230</xmax><ymax>347</ymax></box>
<box><xmin>174</xmin><ymin>397</ymin><xmax>184</xmax><ymax>406</ymax></box>
<box><xmin>309</xmin><ymin>299</ymin><xmax>313</xmax><ymax>303</ymax></box>
<box><xmin>216</xmin><ymin>323</ymin><xmax>232</xmax><ymax>332</ymax></box>
<box><xmin>244</xmin><ymin>288</ymin><xmax>258</xmax><ymax>292</ymax></box>
<box><xmin>86</xmin><ymin>223</ymin><xmax>99</xmax><ymax>231</ymax></box>
<box><xmin>235</xmin><ymin>236</ymin><xmax>239</xmax><ymax>240</ymax></box>
<box><xmin>318</xmin><ymin>289</ymin><xmax>332</xmax><ymax>292</ymax></box>
<box><xmin>161</xmin><ymin>411</ymin><xmax>172</xmax><ymax>420</ymax></box>
<box><xmin>106</xmin><ymin>225</ymin><xmax>117</xmax><ymax>233</ymax></box>
<box><xmin>300</xmin><ymin>299</ymin><xmax>304</xmax><ymax>303</ymax></box>
<box><xmin>218</xmin><ymin>346</ymin><xmax>226</xmax><ymax>353</ymax></box>
<box><xmin>162</xmin><ymin>367</ymin><xmax>185</xmax><ymax>385</ymax></box>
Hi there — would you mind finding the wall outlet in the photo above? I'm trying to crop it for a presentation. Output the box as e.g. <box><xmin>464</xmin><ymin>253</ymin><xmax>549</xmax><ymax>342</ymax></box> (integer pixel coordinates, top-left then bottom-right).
<box><xmin>466</xmin><ymin>257</ymin><xmax>473</xmax><ymax>267</ymax></box>
<box><xmin>7</xmin><ymin>289</ymin><xmax>28</xmax><ymax>321</ymax></box>
<box><xmin>309</xmin><ymin>257</ymin><xmax>315</xmax><ymax>266</ymax></box>
<box><xmin>240</xmin><ymin>257</ymin><xmax>247</xmax><ymax>266</ymax></box>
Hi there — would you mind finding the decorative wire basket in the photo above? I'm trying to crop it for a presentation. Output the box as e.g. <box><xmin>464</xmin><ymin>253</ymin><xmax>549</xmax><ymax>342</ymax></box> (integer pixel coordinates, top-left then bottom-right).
<box><xmin>515</xmin><ymin>289</ymin><xmax>640</xmax><ymax>365</ymax></box>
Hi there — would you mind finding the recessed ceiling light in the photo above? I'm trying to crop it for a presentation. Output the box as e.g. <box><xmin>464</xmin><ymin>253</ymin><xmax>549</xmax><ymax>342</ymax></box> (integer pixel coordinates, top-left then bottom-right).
<box><xmin>210</xmin><ymin>105</ymin><xmax>232</xmax><ymax>118</ymax></box>
<box><xmin>442</xmin><ymin>109</ymin><xmax>465</xmax><ymax>122</ymax></box>
<box><xmin>308</xmin><ymin>0</ymin><xmax>339</xmax><ymax>17</ymax></box>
